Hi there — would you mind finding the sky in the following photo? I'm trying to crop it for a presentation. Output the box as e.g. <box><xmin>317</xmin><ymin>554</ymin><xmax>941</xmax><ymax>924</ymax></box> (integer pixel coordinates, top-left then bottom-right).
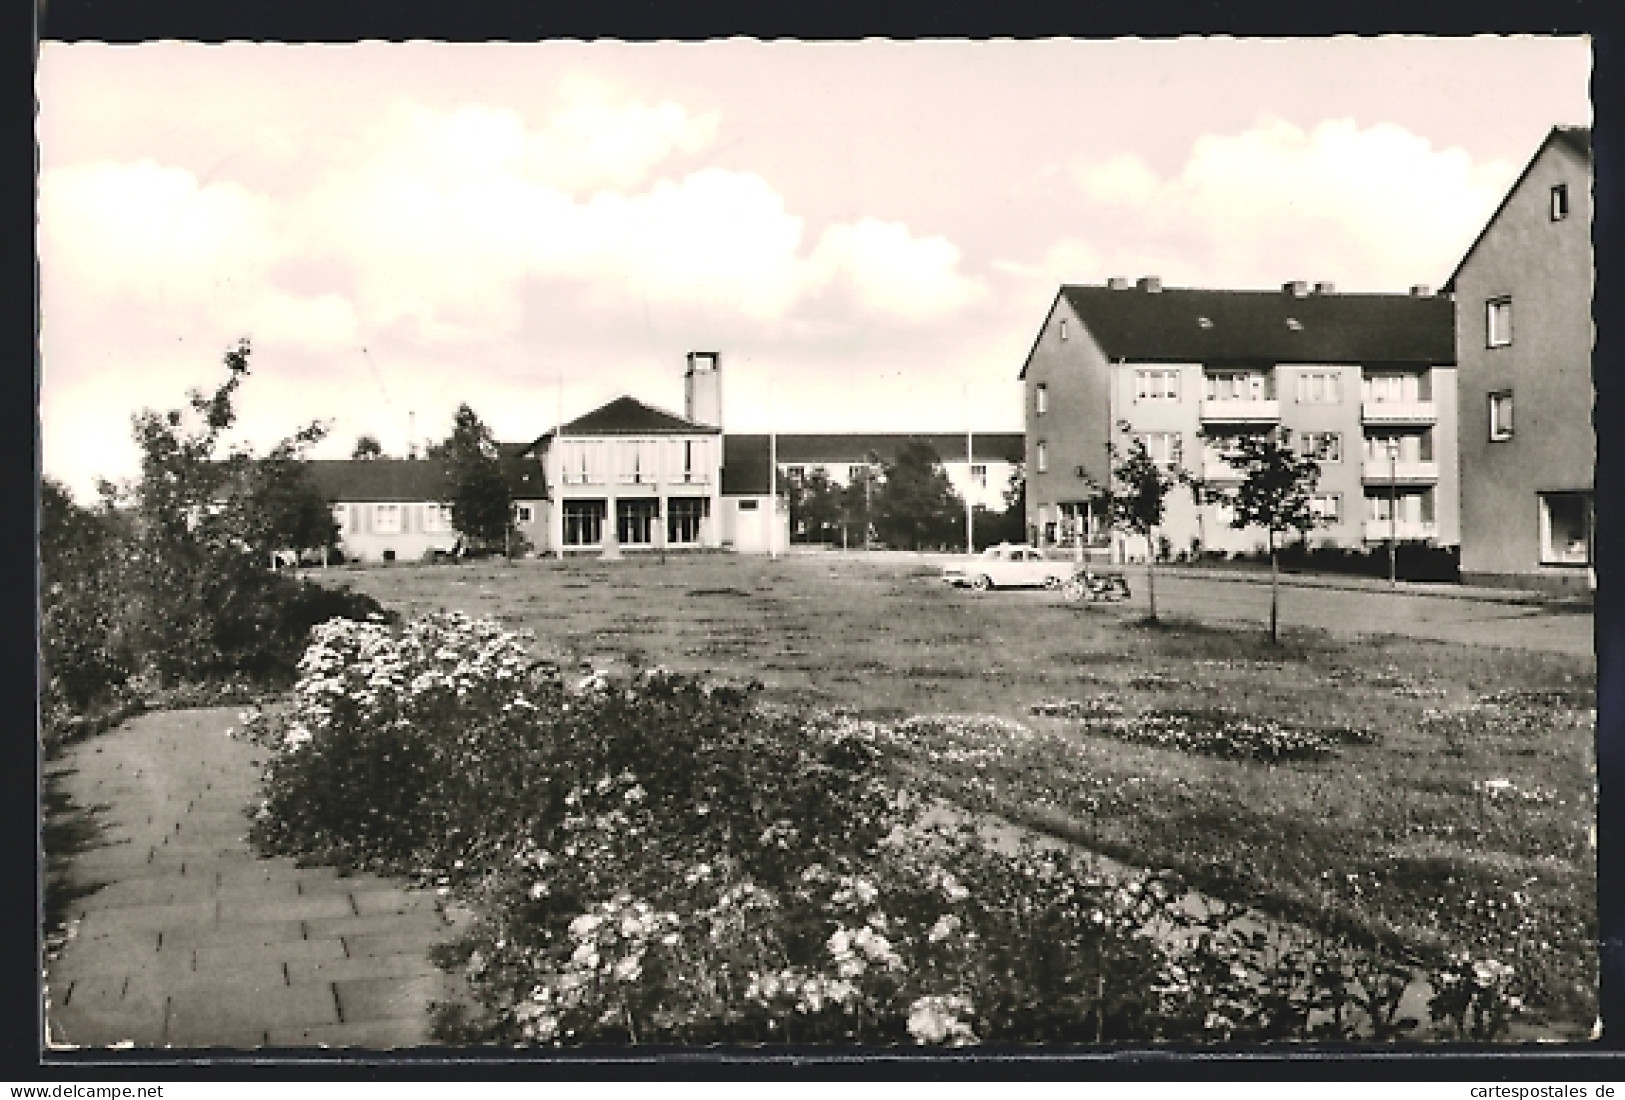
<box><xmin>38</xmin><ymin>37</ymin><xmax>1592</xmax><ymax>499</ymax></box>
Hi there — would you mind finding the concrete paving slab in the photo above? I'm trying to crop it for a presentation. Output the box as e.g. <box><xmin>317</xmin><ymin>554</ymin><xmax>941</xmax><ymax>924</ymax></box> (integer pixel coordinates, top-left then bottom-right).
<box><xmin>194</xmin><ymin>937</ymin><xmax>346</xmax><ymax>970</ymax></box>
<box><xmin>351</xmin><ymin>889</ymin><xmax>439</xmax><ymax>916</ymax></box>
<box><xmin>333</xmin><ymin>974</ymin><xmax>459</xmax><ymax>1024</ymax></box>
<box><xmin>51</xmin><ymin>974</ymin><xmax>167</xmax><ymax>1048</ymax></box>
<box><xmin>303</xmin><ymin>911</ymin><xmax>448</xmax><ymax>940</ymax></box>
<box><xmin>75</xmin><ymin>900</ymin><xmax>219</xmax><ymax>936</ymax></box>
<box><xmin>265</xmin><ymin>1015</ymin><xmax>432</xmax><ymax>1048</ymax></box>
<box><xmin>285</xmin><ymin>952</ymin><xmax>444</xmax><ymax>985</ymax></box>
<box><xmin>342</xmin><ymin>930</ymin><xmax>448</xmax><ymax>958</ymax></box>
<box><xmin>158</xmin><ymin>919</ymin><xmax>306</xmax><ymax>949</ymax></box>
<box><xmin>217</xmin><ymin>894</ymin><xmax>356</xmax><ymax>922</ymax></box>
<box><xmin>165</xmin><ymin>982</ymin><xmax>339</xmax><ymax>1040</ymax></box>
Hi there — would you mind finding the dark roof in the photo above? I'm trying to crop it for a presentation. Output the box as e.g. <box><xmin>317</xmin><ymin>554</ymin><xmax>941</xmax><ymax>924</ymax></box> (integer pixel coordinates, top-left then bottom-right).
<box><xmin>562</xmin><ymin>396</ymin><xmax>720</xmax><ymax>437</ymax></box>
<box><xmin>1026</xmin><ymin>285</ymin><xmax>1454</xmax><ymax>376</ymax></box>
<box><xmin>1442</xmin><ymin>125</ymin><xmax>1594</xmax><ymax>292</ymax></box>
<box><xmin>769</xmin><ymin>432</ymin><xmax>1025</xmax><ymax>465</ymax></box>
<box><xmin>306</xmin><ymin>449</ymin><xmax>545</xmax><ymax>503</ymax></box>
<box><xmin>306</xmin><ymin>458</ymin><xmax>451</xmax><ymax>503</ymax></box>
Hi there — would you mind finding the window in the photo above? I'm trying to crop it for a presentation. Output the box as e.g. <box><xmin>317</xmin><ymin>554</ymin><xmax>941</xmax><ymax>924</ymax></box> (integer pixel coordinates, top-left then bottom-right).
<box><xmin>515</xmin><ymin>504</ymin><xmax>534</xmax><ymax>524</ymax></box>
<box><xmin>562</xmin><ymin>500</ymin><xmax>605</xmax><ymax>546</ymax></box>
<box><xmin>1035</xmin><ymin>441</ymin><xmax>1049</xmax><ymax>473</ymax></box>
<box><xmin>373</xmin><ymin>504</ymin><xmax>401</xmax><ymax>534</ymax></box>
<box><xmin>617</xmin><ymin>499</ymin><xmax>657</xmax><ymax>545</ymax></box>
<box><xmin>1058</xmin><ymin>318</ymin><xmax>1068</xmax><ymax>341</ymax></box>
<box><xmin>1205</xmin><ymin>372</ymin><xmax>1270</xmax><ymax>402</ymax></box>
<box><xmin>1551</xmin><ymin>183</ymin><xmax>1570</xmax><ymax>221</ymax></box>
<box><xmin>1295</xmin><ymin>372</ymin><xmax>1342</xmax><ymax>404</ymax></box>
<box><xmin>1137</xmin><ymin>432</ymin><xmax>1183</xmax><ymax>468</ymax></box>
<box><xmin>1310</xmin><ymin>494</ymin><xmax>1342</xmax><ymax>523</ymax></box>
<box><xmin>738</xmin><ymin>499</ymin><xmax>759</xmax><ymax>511</ymax></box>
<box><xmin>1295</xmin><ymin>431</ymin><xmax>1342</xmax><ymax>463</ymax></box>
<box><xmin>668</xmin><ymin>497</ymin><xmax>705</xmax><ymax>544</ymax></box>
<box><xmin>1539</xmin><ymin>492</ymin><xmax>1593</xmax><ymax>565</ymax></box>
<box><xmin>331</xmin><ymin>504</ymin><xmax>348</xmax><ymax>533</ymax></box>
<box><xmin>1489</xmin><ymin>391</ymin><xmax>1514</xmax><ymax>440</ymax></box>
<box><xmin>784</xmin><ymin>465</ymin><xmax>805</xmax><ymax>482</ymax></box>
<box><xmin>969</xmin><ymin>464</ymin><xmax>988</xmax><ymax>487</ymax></box>
<box><xmin>1136</xmin><ymin>369</ymin><xmax>1180</xmax><ymax>402</ymax></box>
<box><xmin>423</xmin><ymin>504</ymin><xmax>453</xmax><ymax>533</ymax></box>
<box><xmin>1363</xmin><ymin>372</ymin><xmax>1425</xmax><ymax>405</ymax></box>
<box><xmin>1487</xmin><ymin>297</ymin><xmax>1512</xmax><ymax>347</ymax></box>
<box><xmin>1036</xmin><ymin>383</ymin><xmax>1049</xmax><ymax>415</ymax></box>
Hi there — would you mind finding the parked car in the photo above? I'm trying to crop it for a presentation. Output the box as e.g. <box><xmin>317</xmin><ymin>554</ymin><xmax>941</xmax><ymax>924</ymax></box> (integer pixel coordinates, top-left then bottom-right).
<box><xmin>942</xmin><ymin>543</ymin><xmax>1076</xmax><ymax>591</ymax></box>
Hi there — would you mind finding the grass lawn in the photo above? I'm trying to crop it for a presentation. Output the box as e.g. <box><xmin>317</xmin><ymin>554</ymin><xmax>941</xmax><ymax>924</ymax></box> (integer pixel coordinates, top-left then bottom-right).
<box><xmin>323</xmin><ymin>550</ymin><xmax>1597</xmax><ymax>1036</ymax></box>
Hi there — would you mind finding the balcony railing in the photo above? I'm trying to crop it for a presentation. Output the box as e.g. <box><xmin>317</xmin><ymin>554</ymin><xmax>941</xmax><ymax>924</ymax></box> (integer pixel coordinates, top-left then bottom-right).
<box><xmin>1361</xmin><ymin>400</ymin><xmax>1436</xmax><ymax>424</ymax></box>
<box><xmin>1362</xmin><ymin>520</ymin><xmax>1439</xmax><ymax>542</ymax></box>
<box><xmin>1200</xmin><ymin>399</ymin><xmax>1280</xmax><ymax>423</ymax></box>
<box><xmin>1361</xmin><ymin>459</ymin><xmax>1440</xmax><ymax>483</ymax></box>
<box><xmin>1202</xmin><ymin>457</ymin><xmax>1246</xmax><ymax>481</ymax></box>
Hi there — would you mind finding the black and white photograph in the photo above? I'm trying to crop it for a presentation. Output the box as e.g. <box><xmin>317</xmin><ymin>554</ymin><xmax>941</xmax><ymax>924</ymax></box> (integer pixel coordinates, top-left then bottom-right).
<box><xmin>36</xmin><ymin>34</ymin><xmax>1599</xmax><ymax>1053</ymax></box>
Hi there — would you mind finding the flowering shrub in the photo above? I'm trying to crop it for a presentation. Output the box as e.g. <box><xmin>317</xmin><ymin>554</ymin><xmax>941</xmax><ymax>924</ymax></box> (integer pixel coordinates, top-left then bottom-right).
<box><xmin>1030</xmin><ymin>697</ymin><xmax>1366</xmax><ymax>762</ymax></box>
<box><xmin>250</xmin><ymin>613</ymin><xmax>1528</xmax><ymax>1045</ymax></box>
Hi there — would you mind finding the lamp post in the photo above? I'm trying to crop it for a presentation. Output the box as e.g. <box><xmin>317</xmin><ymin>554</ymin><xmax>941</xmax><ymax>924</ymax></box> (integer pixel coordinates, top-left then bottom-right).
<box><xmin>964</xmin><ymin>383</ymin><xmax>975</xmax><ymax>557</ymax></box>
<box><xmin>1388</xmin><ymin>442</ymin><xmax>1398</xmax><ymax>587</ymax></box>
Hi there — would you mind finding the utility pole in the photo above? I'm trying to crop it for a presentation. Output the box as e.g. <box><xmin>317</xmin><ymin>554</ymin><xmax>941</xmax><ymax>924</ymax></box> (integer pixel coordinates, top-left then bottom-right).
<box><xmin>768</xmin><ymin>371</ymin><xmax>778</xmax><ymax>560</ymax></box>
<box><xmin>555</xmin><ymin>373</ymin><xmax>565</xmax><ymax>561</ymax></box>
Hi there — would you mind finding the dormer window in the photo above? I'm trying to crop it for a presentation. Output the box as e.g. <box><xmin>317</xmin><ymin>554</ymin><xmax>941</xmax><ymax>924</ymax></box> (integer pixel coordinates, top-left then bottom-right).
<box><xmin>1197</xmin><ymin>316</ymin><xmax>1214</xmax><ymax>329</ymax></box>
<box><xmin>1286</xmin><ymin>317</ymin><xmax>1303</xmax><ymax>331</ymax></box>
<box><xmin>1551</xmin><ymin>183</ymin><xmax>1570</xmax><ymax>221</ymax></box>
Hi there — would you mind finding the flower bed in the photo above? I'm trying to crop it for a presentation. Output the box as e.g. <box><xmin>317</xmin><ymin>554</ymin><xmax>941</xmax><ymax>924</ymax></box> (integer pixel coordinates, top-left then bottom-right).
<box><xmin>1029</xmin><ymin>697</ymin><xmax>1373</xmax><ymax>762</ymax></box>
<box><xmin>243</xmin><ymin>613</ymin><xmax>1526</xmax><ymax>1044</ymax></box>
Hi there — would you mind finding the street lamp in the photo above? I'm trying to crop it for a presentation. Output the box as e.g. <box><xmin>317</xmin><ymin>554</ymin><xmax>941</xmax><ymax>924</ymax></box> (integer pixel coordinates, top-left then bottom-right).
<box><xmin>1388</xmin><ymin>441</ymin><xmax>1398</xmax><ymax>587</ymax></box>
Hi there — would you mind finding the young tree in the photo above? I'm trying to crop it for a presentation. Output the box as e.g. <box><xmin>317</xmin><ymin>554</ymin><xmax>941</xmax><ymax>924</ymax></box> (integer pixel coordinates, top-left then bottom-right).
<box><xmin>352</xmin><ymin>434</ymin><xmax>383</xmax><ymax>460</ymax></box>
<box><xmin>431</xmin><ymin>404</ymin><xmax>514</xmax><ymax>554</ymax></box>
<box><xmin>1191</xmin><ymin>429</ymin><xmax>1323</xmax><ymax>643</ymax></box>
<box><xmin>872</xmin><ymin>440</ymin><xmax>965</xmax><ymax>551</ymax></box>
<box><xmin>1096</xmin><ymin>427</ymin><xmax>1179</xmax><ymax>621</ymax></box>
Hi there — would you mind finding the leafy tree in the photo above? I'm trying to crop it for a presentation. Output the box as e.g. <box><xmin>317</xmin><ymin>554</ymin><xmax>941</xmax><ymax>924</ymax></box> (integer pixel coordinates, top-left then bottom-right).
<box><xmin>352</xmin><ymin>434</ymin><xmax>383</xmax><ymax>460</ymax></box>
<box><xmin>1190</xmin><ymin>429</ymin><xmax>1323</xmax><ymax>643</ymax></box>
<box><xmin>872</xmin><ymin>440</ymin><xmax>965</xmax><ymax>551</ymax></box>
<box><xmin>1095</xmin><ymin>426</ymin><xmax>1179</xmax><ymax>621</ymax></box>
<box><xmin>119</xmin><ymin>339</ymin><xmax>380</xmax><ymax>687</ymax></box>
<box><xmin>431</xmin><ymin>404</ymin><xmax>514</xmax><ymax>554</ymax></box>
<box><xmin>787</xmin><ymin>467</ymin><xmax>845</xmax><ymax>544</ymax></box>
<box><xmin>972</xmin><ymin>463</ymin><xmax>1027</xmax><ymax>550</ymax></box>
<box><xmin>40</xmin><ymin>479</ymin><xmax>137</xmax><ymax>712</ymax></box>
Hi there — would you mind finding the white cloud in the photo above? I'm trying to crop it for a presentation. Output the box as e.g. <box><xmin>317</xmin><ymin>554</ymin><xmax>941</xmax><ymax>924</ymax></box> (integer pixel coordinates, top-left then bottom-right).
<box><xmin>1042</xmin><ymin>117</ymin><xmax>1516</xmax><ymax>289</ymax></box>
<box><xmin>806</xmin><ymin>218</ymin><xmax>986</xmax><ymax>320</ymax></box>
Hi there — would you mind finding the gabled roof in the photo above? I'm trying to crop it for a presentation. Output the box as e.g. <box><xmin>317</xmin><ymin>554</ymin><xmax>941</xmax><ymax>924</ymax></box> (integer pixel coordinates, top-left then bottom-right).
<box><xmin>564</xmin><ymin>396</ymin><xmax>721</xmax><ymax>437</ymax></box>
<box><xmin>1441</xmin><ymin>125</ymin><xmax>1593</xmax><ymax>293</ymax></box>
<box><xmin>1032</xmin><ymin>284</ymin><xmax>1453</xmax><ymax>370</ymax></box>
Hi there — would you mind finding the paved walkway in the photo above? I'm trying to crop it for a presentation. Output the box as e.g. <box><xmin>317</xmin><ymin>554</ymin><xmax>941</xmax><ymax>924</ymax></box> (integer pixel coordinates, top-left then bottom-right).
<box><xmin>44</xmin><ymin>707</ymin><xmax>470</xmax><ymax>1049</ymax></box>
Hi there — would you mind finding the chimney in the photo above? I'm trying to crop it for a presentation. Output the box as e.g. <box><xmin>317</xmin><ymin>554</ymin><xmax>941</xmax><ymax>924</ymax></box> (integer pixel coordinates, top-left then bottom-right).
<box><xmin>408</xmin><ymin>411</ymin><xmax>416</xmax><ymax>459</ymax></box>
<box><xmin>1136</xmin><ymin>276</ymin><xmax>1163</xmax><ymax>293</ymax></box>
<box><xmin>685</xmin><ymin>352</ymin><xmax>722</xmax><ymax>429</ymax></box>
<box><xmin>1282</xmin><ymin>280</ymin><xmax>1310</xmax><ymax>297</ymax></box>
<box><xmin>1106</xmin><ymin>277</ymin><xmax>1131</xmax><ymax>290</ymax></box>
<box><xmin>1313</xmin><ymin>281</ymin><xmax>1336</xmax><ymax>295</ymax></box>
<box><xmin>1409</xmin><ymin>284</ymin><xmax>1433</xmax><ymax>297</ymax></box>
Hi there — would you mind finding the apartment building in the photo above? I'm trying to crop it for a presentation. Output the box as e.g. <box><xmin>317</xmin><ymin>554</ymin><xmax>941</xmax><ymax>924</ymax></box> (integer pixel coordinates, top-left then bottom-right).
<box><xmin>1020</xmin><ymin>278</ymin><xmax>1457</xmax><ymax>561</ymax></box>
<box><xmin>766</xmin><ymin>433</ymin><xmax>1024</xmax><ymax>513</ymax></box>
<box><xmin>1445</xmin><ymin>126</ymin><xmax>1593</xmax><ymax>590</ymax></box>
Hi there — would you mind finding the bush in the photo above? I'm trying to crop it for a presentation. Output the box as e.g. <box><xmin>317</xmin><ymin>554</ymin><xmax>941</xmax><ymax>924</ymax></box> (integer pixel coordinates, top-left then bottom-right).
<box><xmin>40</xmin><ymin>482</ymin><xmax>138</xmax><ymax>716</ymax></box>
<box><xmin>1274</xmin><ymin>542</ymin><xmax>1461</xmax><ymax>583</ymax></box>
<box><xmin>244</xmin><ymin>613</ymin><xmax>1526</xmax><ymax>1045</ymax></box>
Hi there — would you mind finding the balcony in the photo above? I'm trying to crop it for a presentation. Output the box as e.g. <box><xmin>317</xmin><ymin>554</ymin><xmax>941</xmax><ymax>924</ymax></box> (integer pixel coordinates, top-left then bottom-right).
<box><xmin>1361</xmin><ymin>400</ymin><xmax>1436</xmax><ymax>425</ymax></box>
<box><xmin>1202</xmin><ymin>456</ymin><xmax>1246</xmax><ymax>482</ymax></box>
<box><xmin>1200</xmin><ymin>399</ymin><xmax>1280</xmax><ymax>424</ymax></box>
<box><xmin>1361</xmin><ymin>459</ymin><xmax>1440</xmax><ymax>483</ymax></box>
<box><xmin>1362</xmin><ymin>520</ymin><xmax>1439</xmax><ymax>543</ymax></box>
